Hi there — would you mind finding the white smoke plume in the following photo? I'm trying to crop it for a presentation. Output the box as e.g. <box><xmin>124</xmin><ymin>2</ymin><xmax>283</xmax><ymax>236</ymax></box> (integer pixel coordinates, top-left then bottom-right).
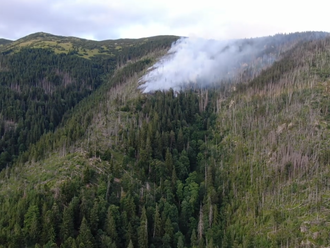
<box><xmin>138</xmin><ymin>36</ymin><xmax>269</xmax><ymax>93</ymax></box>
<box><xmin>138</xmin><ymin>32</ymin><xmax>329</xmax><ymax>93</ymax></box>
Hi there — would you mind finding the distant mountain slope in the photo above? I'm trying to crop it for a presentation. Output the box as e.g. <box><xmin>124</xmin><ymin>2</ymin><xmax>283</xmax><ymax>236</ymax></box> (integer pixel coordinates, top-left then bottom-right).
<box><xmin>0</xmin><ymin>38</ymin><xmax>12</xmax><ymax>45</ymax></box>
<box><xmin>0</xmin><ymin>32</ymin><xmax>178</xmax><ymax>59</ymax></box>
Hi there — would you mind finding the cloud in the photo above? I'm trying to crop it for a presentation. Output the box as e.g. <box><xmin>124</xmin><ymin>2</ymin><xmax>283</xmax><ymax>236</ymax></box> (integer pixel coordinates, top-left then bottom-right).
<box><xmin>0</xmin><ymin>0</ymin><xmax>329</xmax><ymax>40</ymax></box>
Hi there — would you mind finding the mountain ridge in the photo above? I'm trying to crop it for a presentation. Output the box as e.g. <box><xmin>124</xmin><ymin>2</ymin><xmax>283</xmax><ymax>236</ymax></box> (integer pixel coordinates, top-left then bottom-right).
<box><xmin>0</xmin><ymin>38</ymin><xmax>12</xmax><ymax>45</ymax></box>
<box><xmin>0</xmin><ymin>32</ymin><xmax>179</xmax><ymax>59</ymax></box>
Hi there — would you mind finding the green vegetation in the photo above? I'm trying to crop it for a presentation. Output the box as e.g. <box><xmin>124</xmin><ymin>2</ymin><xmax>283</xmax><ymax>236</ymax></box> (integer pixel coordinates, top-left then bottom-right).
<box><xmin>0</xmin><ymin>32</ymin><xmax>330</xmax><ymax>247</ymax></box>
<box><xmin>0</xmin><ymin>39</ymin><xmax>12</xmax><ymax>46</ymax></box>
<box><xmin>0</xmin><ymin>32</ymin><xmax>178</xmax><ymax>59</ymax></box>
<box><xmin>0</xmin><ymin>33</ymin><xmax>178</xmax><ymax>171</ymax></box>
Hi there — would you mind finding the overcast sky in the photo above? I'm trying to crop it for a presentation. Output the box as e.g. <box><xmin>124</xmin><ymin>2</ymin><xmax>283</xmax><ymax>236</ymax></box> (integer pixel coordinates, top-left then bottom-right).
<box><xmin>0</xmin><ymin>0</ymin><xmax>329</xmax><ymax>41</ymax></box>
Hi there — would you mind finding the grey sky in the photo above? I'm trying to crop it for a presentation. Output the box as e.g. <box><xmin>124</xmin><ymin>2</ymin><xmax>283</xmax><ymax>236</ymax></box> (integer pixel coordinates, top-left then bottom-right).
<box><xmin>1</xmin><ymin>0</ymin><xmax>329</xmax><ymax>40</ymax></box>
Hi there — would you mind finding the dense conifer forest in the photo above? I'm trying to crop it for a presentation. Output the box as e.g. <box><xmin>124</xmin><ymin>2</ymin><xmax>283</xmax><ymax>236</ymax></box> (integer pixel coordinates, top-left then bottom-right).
<box><xmin>0</xmin><ymin>32</ymin><xmax>330</xmax><ymax>247</ymax></box>
<box><xmin>0</xmin><ymin>33</ymin><xmax>178</xmax><ymax>170</ymax></box>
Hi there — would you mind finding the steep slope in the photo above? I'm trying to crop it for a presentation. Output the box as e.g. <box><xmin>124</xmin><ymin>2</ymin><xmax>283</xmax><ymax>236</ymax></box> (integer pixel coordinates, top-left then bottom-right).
<box><xmin>0</xmin><ymin>32</ymin><xmax>330</xmax><ymax>248</ymax></box>
<box><xmin>215</xmin><ymin>36</ymin><xmax>330</xmax><ymax>247</ymax></box>
<box><xmin>1</xmin><ymin>52</ymin><xmax>163</xmax><ymax>190</ymax></box>
<box><xmin>0</xmin><ymin>42</ymin><xmax>180</xmax><ymax>248</ymax></box>
<box><xmin>0</xmin><ymin>33</ymin><xmax>178</xmax><ymax>170</ymax></box>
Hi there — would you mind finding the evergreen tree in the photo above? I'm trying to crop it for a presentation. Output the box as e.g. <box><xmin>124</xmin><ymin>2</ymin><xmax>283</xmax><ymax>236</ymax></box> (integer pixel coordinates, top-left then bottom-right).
<box><xmin>127</xmin><ymin>239</ymin><xmax>134</xmax><ymax>248</ymax></box>
<box><xmin>191</xmin><ymin>229</ymin><xmax>198</xmax><ymax>248</ymax></box>
<box><xmin>23</xmin><ymin>205</ymin><xmax>40</xmax><ymax>245</ymax></box>
<box><xmin>177</xmin><ymin>128</ymin><xmax>184</xmax><ymax>152</ymax></box>
<box><xmin>12</xmin><ymin>223</ymin><xmax>23</xmax><ymax>248</ymax></box>
<box><xmin>165</xmin><ymin>149</ymin><xmax>173</xmax><ymax>174</ymax></box>
<box><xmin>61</xmin><ymin>206</ymin><xmax>74</xmax><ymax>241</ymax></box>
<box><xmin>177</xmin><ymin>235</ymin><xmax>185</xmax><ymax>248</ymax></box>
<box><xmin>138</xmin><ymin>207</ymin><xmax>148</xmax><ymax>248</ymax></box>
<box><xmin>90</xmin><ymin>200</ymin><xmax>99</xmax><ymax>235</ymax></box>
<box><xmin>61</xmin><ymin>237</ymin><xmax>77</xmax><ymax>248</ymax></box>
<box><xmin>153</xmin><ymin>204</ymin><xmax>162</xmax><ymax>238</ymax></box>
<box><xmin>77</xmin><ymin>217</ymin><xmax>95</xmax><ymax>248</ymax></box>
<box><xmin>105</xmin><ymin>206</ymin><xmax>118</xmax><ymax>243</ymax></box>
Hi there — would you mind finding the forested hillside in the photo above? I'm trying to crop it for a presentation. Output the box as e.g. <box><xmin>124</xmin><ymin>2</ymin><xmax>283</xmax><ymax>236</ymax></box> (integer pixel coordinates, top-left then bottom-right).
<box><xmin>0</xmin><ymin>33</ymin><xmax>178</xmax><ymax>170</ymax></box>
<box><xmin>0</xmin><ymin>32</ymin><xmax>330</xmax><ymax>248</ymax></box>
<box><xmin>0</xmin><ymin>39</ymin><xmax>12</xmax><ymax>46</ymax></box>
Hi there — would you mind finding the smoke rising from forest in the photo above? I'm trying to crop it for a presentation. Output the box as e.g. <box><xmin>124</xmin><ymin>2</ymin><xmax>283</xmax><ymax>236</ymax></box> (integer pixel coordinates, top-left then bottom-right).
<box><xmin>139</xmin><ymin>37</ymin><xmax>270</xmax><ymax>93</ymax></box>
<box><xmin>139</xmin><ymin>32</ymin><xmax>329</xmax><ymax>93</ymax></box>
